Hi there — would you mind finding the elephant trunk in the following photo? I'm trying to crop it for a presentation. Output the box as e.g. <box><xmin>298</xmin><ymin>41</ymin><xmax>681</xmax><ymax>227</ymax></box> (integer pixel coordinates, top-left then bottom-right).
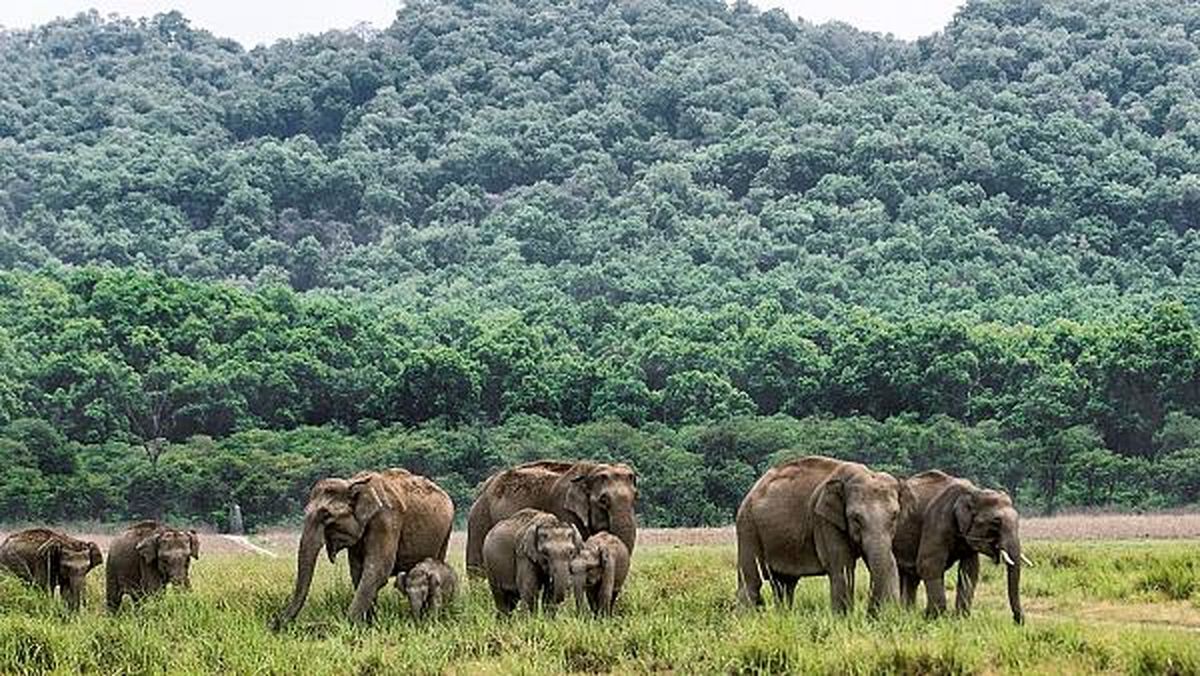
<box><xmin>1001</xmin><ymin>535</ymin><xmax>1024</xmax><ymax>625</ymax></box>
<box><xmin>609</xmin><ymin>510</ymin><xmax>638</xmax><ymax>556</ymax></box>
<box><xmin>573</xmin><ymin>573</ymin><xmax>588</xmax><ymax>615</ymax></box>
<box><xmin>549</xmin><ymin>561</ymin><xmax>571</xmax><ymax>611</ymax></box>
<box><xmin>863</xmin><ymin>540</ymin><xmax>900</xmax><ymax>612</ymax></box>
<box><xmin>63</xmin><ymin>577</ymin><xmax>83</xmax><ymax>611</ymax></box>
<box><xmin>274</xmin><ymin>513</ymin><xmax>323</xmax><ymax>629</ymax></box>
<box><xmin>408</xmin><ymin>589</ymin><xmax>427</xmax><ymax>619</ymax></box>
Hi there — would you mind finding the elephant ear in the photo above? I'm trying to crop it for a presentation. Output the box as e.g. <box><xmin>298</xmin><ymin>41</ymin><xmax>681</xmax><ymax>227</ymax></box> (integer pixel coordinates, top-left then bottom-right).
<box><xmin>350</xmin><ymin>475</ymin><xmax>388</xmax><ymax>526</ymax></box>
<box><xmin>566</xmin><ymin>474</ymin><xmax>592</xmax><ymax>532</ymax></box>
<box><xmin>899</xmin><ymin>480</ymin><xmax>917</xmax><ymax>519</ymax></box>
<box><xmin>815</xmin><ymin>478</ymin><xmax>847</xmax><ymax>531</ymax></box>
<box><xmin>953</xmin><ymin>489</ymin><xmax>977</xmax><ymax>536</ymax></box>
<box><xmin>88</xmin><ymin>542</ymin><xmax>103</xmax><ymax>569</ymax></box>
<box><xmin>136</xmin><ymin>534</ymin><xmax>160</xmax><ymax>564</ymax></box>
<box><xmin>517</xmin><ymin>523</ymin><xmax>543</xmax><ymax>563</ymax></box>
<box><xmin>188</xmin><ymin>530</ymin><xmax>201</xmax><ymax>560</ymax></box>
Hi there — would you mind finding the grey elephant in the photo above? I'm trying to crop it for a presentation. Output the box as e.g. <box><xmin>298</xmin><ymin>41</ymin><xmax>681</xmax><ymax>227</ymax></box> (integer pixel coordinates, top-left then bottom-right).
<box><xmin>736</xmin><ymin>456</ymin><xmax>912</xmax><ymax>614</ymax></box>
<box><xmin>0</xmin><ymin>528</ymin><xmax>103</xmax><ymax>611</ymax></box>
<box><xmin>894</xmin><ymin>470</ymin><xmax>1030</xmax><ymax>624</ymax></box>
<box><xmin>467</xmin><ymin>460</ymin><xmax>637</xmax><ymax>576</ymax></box>
<box><xmin>396</xmin><ymin>558</ymin><xmax>458</xmax><ymax>620</ymax></box>
<box><xmin>570</xmin><ymin>532</ymin><xmax>630</xmax><ymax>616</ymax></box>
<box><xmin>274</xmin><ymin>468</ymin><xmax>455</xmax><ymax>627</ymax></box>
<box><xmin>106</xmin><ymin>521</ymin><xmax>199</xmax><ymax>611</ymax></box>
<box><xmin>482</xmin><ymin>508</ymin><xmax>582</xmax><ymax>615</ymax></box>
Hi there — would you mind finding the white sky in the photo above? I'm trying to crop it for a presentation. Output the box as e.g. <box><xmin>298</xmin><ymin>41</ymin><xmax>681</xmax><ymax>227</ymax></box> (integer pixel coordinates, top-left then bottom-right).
<box><xmin>0</xmin><ymin>1</ymin><xmax>964</xmax><ymax>47</ymax></box>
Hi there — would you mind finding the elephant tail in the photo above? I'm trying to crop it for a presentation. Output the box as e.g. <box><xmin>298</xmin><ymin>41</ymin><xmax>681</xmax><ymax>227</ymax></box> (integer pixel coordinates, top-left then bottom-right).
<box><xmin>465</xmin><ymin>498</ymin><xmax>491</xmax><ymax>577</ymax></box>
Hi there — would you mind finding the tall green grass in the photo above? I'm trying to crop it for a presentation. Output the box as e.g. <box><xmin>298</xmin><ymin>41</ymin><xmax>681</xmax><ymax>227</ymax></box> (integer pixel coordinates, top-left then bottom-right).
<box><xmin>0</xmin><ymin>542</ymin><xmax>1196</xmax><ymax>674</ymax></box>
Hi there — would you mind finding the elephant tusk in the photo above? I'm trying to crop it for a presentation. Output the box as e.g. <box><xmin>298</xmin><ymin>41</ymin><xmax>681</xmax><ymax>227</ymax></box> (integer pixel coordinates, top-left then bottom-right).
<box><xmin>1000</xmin><ymin>550</ymin><xmax>1016</xmax><ymax>567</ymax></box>
<box><xmin>1020</xmin><ymin>553</ymin><xmax>1035</xmax><ymax>568</ymax></box>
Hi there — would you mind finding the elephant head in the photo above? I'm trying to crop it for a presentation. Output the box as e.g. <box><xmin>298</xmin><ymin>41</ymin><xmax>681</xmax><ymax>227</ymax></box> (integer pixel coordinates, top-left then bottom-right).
<box><xmin>814</xmin><ymin>467</ymin><xmax>911</xmax><ymax>611</ymax></box>
<box><xmin>568</xmin><ymin>542</ymin><xmax>606</xmax><ymax>614</ymax></box>
<box><xmin>397</xmin><ymin>567</ymin><xmax>436</xmax><ymax>619</ymax></box>
<box><xmin>954</xmin><ymin>487</ymin><xmax>1026</xmax><ymax>624</ymax></box>
<box><xmin>37</xmin><ymin>536</ymin><xmax>102</xmax><ymax>610</ymax></box>
<box><xmin>136</xmin><ymin>528</ymin><xmax>199</xmax><ymax>589</ymax></box>
<box><xmin>276</xmin><ymin>474</ymin><xmax>389</xmax><ymax>627</ymax></box>
<box><xmin>563</xmin><ymin>463</ymin><xmax>638</xmax><ymax>553</ymax></box>
<box><xmin>519</xmin><ymin>519</ymin><xmax>582</xmax><ymax>611</ymax></box>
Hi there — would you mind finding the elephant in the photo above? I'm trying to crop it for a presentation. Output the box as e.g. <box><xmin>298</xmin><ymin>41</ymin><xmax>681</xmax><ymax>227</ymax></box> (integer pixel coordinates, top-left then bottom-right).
<box><xmin>396</xmin><ymin>558</ymin><xmax>458</xmax><ymax>620</ymax></box>
<box><xmin>482</xmin><ymin>508</ymin><xmax>582</xmax><ymax>615</ymax></box>
<box><xmin>466</xmin><ymin>460</ymin><xmax>637</xmax><ymax>576</ymax></box>
<box><xmin>736</xmin><ymin>456</ymin><xmax>912</xmax><ymax>614</ymax></box>
<box><xmin>106</xmin><ymin>521</ymin><xmax>199</xmax><ymax>612</ymax></box>
<box><xmin>894</xmin><ymin>470</ymin><xmax>1029</xmax><ymax>624</ymax></box>
<box><xmin>570</xmin><ymin>531</ymin><xmax>630</xmax><ymax>616</ymax></box>
<box><xmin>0</xmin><ymin>528</ymin><xmax>102</xmax><ymax>611</ymax></box>
<box><xmin>274</xmin><ymin>468</ymin><xmax>454</xmax><ymax>627</ymax></box>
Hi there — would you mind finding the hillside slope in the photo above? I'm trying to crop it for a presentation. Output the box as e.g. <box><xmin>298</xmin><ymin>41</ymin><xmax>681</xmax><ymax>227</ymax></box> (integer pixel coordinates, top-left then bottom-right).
<box><xmin>1</xmin><ymin>0</ymin><xmax>1198</xmax><ymax>320</ymax></box>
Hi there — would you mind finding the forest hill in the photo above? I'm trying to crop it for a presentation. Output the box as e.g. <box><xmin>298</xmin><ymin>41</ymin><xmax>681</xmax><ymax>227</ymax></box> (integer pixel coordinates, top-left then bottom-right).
<box><xmin>1</xmin><ymin>269</ymin><xmax>1197</xmax><ymax>526</ymax></box>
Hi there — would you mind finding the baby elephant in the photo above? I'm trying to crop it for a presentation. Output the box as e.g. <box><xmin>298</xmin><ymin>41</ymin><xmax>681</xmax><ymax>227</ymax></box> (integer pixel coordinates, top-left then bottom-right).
<box><xmin>106</xmin><ymin>521</ymin><xmax>200</xmax><ymax>612</ymax></box>
<box><xmin>0</xmin><ymin>528</ymin><xmax>103</xmax><ymax>611</ymax></box>
<box><xmin>483</xmin><ymin>508</ymin><xmax>582</xmax><ymax>615</ymax></box>
<box><xmin>570</xmin><ymin>532</ymin><xmax>630</xmax><ymax>616</ymax></box>
<box><xmin>396</xmin><ymin>558</ymin><xmax>458</xmax><ymax>619</ymax></box>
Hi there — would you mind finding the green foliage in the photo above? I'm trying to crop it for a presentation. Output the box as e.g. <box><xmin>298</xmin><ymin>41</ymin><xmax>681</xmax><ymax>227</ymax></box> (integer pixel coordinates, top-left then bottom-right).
<box><xmin>1</xmin><ymin>1</ymin><xmax>1199</xmax><ymax>321</ymax></box>
<box><xmin>0</xmin><ymin>268</ymin><xmax>1198</xmax><ymax>522</ymax></box>
<box><xmin>4</xmin><ymin>0</ymin><xmax>1200</xmax><ymax>523</ymax></box>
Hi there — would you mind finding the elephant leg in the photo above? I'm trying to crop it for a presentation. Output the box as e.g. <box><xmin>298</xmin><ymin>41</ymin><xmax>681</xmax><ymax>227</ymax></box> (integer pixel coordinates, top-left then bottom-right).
<box><xmin>956</xmin><ymin>554</ymin><xmax>980</xmax><ymax>616</ymax></box>
<box><xmin>516</xmin><ymin>562</ymin><xmax>540</xmax><ymax>613</ymax></box>
<box><xmin>105</xmin><ymin>569</ymin><xmax>121</xmax><ymax>613</ymax></box>
<box><xmin>815</xmin><ymin>525</ymin><xmax>855</xmax><ymax>614</ymax></box>
<box><xmin>489</xmin><ymin>582</ymin><xmax>515</xmax><ymax>616</ymax></box>
<box><xmin>735</xmin><ymin>525</ymin><xmax>765</xmax><ymax>608</ymax></box>
<box><xmin>768</xmin><ymin>571</ymin><xmax>798</xmax><ymax>608</ymax></box>
<box><xmin>824</xmin><ymin>561</ymin><xmax>856</xmax><ymax>615</ymax></box>
<box><xmin>924</xmin><ymin>576</ymin><xmax>949</xmax><ymax>618</ymax></box>
<box><xmin>346</xmin><ymin>529</ymin><xmax>396</xmax><ymax>624</ymax></box>
<box><xmin>900</xmin><ymin>572</ymin><xmax>919</xmax><ymax>608</ymax></box>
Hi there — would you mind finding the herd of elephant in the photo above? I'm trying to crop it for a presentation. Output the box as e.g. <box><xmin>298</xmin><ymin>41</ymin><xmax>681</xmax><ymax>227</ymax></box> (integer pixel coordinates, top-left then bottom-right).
<box><xmin>0</xmin><ymin>456</ymin><xmax>1031</xmax><ymax>626</ymax></box>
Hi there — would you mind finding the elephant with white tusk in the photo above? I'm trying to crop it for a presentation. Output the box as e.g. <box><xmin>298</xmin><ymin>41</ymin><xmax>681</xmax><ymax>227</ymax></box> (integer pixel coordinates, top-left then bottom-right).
<box><xmin>893</xmin><ymin>470</ymin><xmax>1027</xmax><ymax>624</ymax></box>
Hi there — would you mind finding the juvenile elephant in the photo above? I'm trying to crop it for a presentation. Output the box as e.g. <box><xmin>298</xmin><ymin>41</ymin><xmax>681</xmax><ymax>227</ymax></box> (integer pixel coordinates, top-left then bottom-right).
<box><xmin>106</xmin><ymin>521</ymin><xmax>199</xmax><ymax>612</ymax></box>
<box><xmin>0</xmin><ymin>528</ymin><xmax>102</xmax><ymax>611</ymax></box>
<box><xmin>482</xmin><ymin>508</ymin><xmax>582</xmax><ymax>615</ymax></box>
<box><xmin>274</xmin><ymin>468</ymin><xmax>454</xmax><ymax>627</ymax></box>
<box><xmin>466</xmin><ymin>460</ymin><xmax>637</xmax><ymax>576</ymax></box>
<box><xmin>736</xmin><ymin>456</ymin><xmax>912</xmax><ymax>614</ymax></box>
<box><xmin>570</xmin><ymin>532</ymin><xmax>630</xmax><ymax>616</ymax></box>
<box><xmin>396</xmin><ymin>558</ymin><xmax>458</xmax><ymax>620</ymax></box>
<box><xmin>894</xmin><ymin>470</ymin><xmax>1029</xmax><ymax>624</ymax></box>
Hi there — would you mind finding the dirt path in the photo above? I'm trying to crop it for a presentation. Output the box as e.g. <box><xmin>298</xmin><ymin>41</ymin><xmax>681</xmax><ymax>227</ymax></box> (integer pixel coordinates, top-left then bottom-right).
<box><xmin>0</xmin><ymin>529</ymin><xmax>278</xmax><ymax>557</ymax></box>
<box><xmin>6</xmin><ymin>512</ymin><xmax>1198</xmax><ymax>558</ymax></box>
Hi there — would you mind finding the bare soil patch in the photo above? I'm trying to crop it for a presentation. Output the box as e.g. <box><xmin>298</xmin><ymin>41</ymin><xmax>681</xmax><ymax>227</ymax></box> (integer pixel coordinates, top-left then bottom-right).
<box><xmin>8</xmin><ymin>512</ymin><xmax>1198</xmax><ymax>557</ymax></box>
<box><xmin>0</xmin><ymin>528</ymin><xmax>267</xmax><ymax>556</ymax></box>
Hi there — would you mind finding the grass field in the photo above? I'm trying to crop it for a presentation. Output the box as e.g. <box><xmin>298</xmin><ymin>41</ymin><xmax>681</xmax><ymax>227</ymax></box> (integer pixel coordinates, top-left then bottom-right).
<box><xmin>1</xmin><ymin>536</ymin><xmax>1199</xmax><ymax>674</ymax></box>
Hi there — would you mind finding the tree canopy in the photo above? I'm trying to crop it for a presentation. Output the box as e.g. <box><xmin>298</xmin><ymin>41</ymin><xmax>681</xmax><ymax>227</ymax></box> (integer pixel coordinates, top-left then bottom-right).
<box><xmin>2</xmin><ymin>0</ymin><xmax>1200</xmax><ymax>524</ymax></box>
